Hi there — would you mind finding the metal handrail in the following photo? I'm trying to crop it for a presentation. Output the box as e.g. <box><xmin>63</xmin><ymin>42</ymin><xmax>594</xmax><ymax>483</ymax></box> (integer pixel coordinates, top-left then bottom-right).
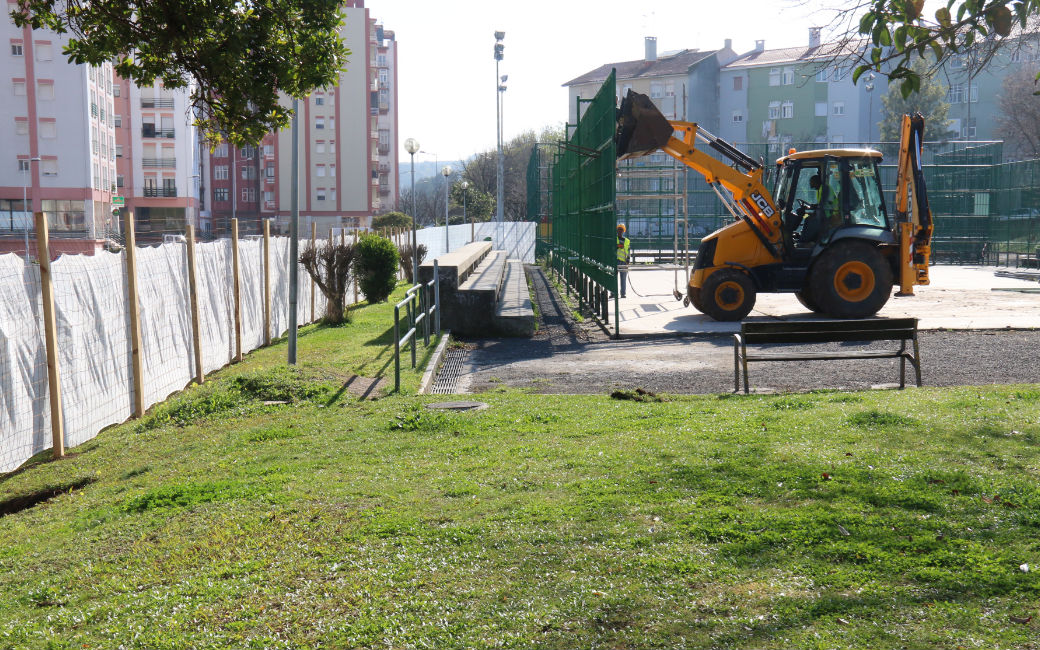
<box><xmin>394</xmin><ymin>260</ymin><xmax>440</xmax><ymax>392</ymax></box>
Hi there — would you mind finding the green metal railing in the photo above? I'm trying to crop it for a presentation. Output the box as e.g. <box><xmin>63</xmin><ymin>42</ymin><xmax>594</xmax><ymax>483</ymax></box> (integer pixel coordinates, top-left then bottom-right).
<box><xmin>546</xmin><ymin>70</ymin><xmax>619</xmax><ymax>334</ymax></box>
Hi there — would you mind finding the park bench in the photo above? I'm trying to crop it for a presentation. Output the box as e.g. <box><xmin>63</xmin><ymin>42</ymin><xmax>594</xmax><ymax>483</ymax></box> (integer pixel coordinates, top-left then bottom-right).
<box><xmin>733</xmin><ymin>318</ymin><xmax>921</xmax><ymax>394</ymax></box>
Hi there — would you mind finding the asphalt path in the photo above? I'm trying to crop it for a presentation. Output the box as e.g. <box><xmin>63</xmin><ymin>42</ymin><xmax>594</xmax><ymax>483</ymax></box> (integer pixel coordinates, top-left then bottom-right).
<box><xmin>450</xmin><ymin>266</ymin><xmax>1040</xmax><ymax>395</ymax></box>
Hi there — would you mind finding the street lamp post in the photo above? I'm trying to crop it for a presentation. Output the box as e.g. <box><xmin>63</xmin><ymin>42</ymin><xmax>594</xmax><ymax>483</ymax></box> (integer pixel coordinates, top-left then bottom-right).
<box><xmin>864</xmin><ymin>72</ymin><xmax>876</xmax><ymax>144</ymax></box>
<box><xmin>494</xmin><ymin>31</ymin><xmax>505</xmax><ymax>224</ymax></box>
<box><xmin>404</xmin><ymin>137</ymin><xmax>420</xmax><ymax>283</ymax></box>
<box><xmin>461</xmin><ymin>180</ymin><xmax>470</xmax><ymax>241</ymax></box>
<box><xmin>442</xmin><ymin>165</ymin><xmax>453</xmax><ymax>254</ymax></box>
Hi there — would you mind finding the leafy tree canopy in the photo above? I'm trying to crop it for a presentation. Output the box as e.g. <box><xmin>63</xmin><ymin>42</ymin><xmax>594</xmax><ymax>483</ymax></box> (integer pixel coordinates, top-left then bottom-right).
<box><xmin>878</xmin><ymin>56</ymin><xmax>954</xmax><ymax>140</ymax></box>
<box><xmin>853</xmin><ymin>0</ymin><xmax>1040</xmax><ymax>96</ymax></box>
<box><xmin>11</xmin><ymin>0</ymin><xmax>350</xmax><ymax>145</ymax></box>
<box><xmin>371</xmin><ymin>212</ymin><xmax>412</xmax><ymax>230</ymax></box>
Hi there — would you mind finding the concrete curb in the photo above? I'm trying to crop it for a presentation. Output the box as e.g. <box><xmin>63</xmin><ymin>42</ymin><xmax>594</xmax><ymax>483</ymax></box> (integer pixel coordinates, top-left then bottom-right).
<box><xmin>419</xmin><ymin>330</ymin><xmax>452</xmax><ymax>395</ymax></box>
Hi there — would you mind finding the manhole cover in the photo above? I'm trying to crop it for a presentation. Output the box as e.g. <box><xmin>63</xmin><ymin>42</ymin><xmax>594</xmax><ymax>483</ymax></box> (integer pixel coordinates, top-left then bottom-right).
<box><xmin>426</xmin><ymin>401</ymin><xmax>489</xmax><ymax>412</ymax></box>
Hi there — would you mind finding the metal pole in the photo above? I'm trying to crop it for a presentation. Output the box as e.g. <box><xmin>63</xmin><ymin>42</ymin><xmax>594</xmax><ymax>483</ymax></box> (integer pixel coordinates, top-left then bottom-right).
<box><xmin>444</xmin><ymin>173</ymin><xmax>450</xmax><ymax>253</ymax></box>
<box><xmin>496</xmin><ymin>58</ymin><xmax>504</xmax><ymax>223</ymax></box>
<box><xmin>288</xmin><ymin>97</ymin><xmax>299</xmax><ymax>365</ymax></box>
<box><xmin>410</xmin><ymin>152</ymin><xmax>418</xmax><ymax>284</ymax></box>
<box><xmin>434</xmin><ymin>259</ymin><xmax>441</xmax><ymax>334</ymax></box>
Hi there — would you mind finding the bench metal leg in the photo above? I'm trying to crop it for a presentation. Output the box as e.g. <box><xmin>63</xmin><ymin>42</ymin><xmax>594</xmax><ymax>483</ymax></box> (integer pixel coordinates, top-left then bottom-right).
<box><xmin>913</xmin><ymin>335</ymin><xmax>922</xmax><ymax>387</ymax></box>
<box><xmin>899</xmin><ymin>340</ymin><xmax>906</xmax><ymax>389</ymax></box>
<box><xmin>733</xmin><ymin>344</ymin><xmax>740</xmax><ymax>393</ymax></box>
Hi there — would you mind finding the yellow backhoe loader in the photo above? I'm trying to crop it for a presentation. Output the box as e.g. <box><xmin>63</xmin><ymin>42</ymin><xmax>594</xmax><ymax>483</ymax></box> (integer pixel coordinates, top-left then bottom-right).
<box><xmin>615</xmin><ymin>91</ymin><xmax>933</xmax><ymax>320</ymax></box>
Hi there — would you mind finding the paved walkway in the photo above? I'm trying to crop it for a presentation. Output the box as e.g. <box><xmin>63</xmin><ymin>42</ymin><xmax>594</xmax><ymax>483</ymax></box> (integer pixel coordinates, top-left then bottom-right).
<box><xmin>617</xmin><ymin>265</ymin><xmax>1040</xmax><ymax>335</ymax></box>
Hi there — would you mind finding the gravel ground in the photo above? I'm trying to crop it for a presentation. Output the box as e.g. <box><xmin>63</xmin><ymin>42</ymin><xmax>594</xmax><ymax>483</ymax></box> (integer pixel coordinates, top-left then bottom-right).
<box><xmin>448</xmin><ymin>265</ymin><xmax>1040</xmax><ymax>396</ymax></box>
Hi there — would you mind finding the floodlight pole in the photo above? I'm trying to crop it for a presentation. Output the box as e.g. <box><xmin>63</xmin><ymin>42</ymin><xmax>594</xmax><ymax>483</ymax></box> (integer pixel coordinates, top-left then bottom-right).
<box><xmin>288</xmin><ymin>97</ymin><xmax>299</xmax><ymax>364</ymax></box>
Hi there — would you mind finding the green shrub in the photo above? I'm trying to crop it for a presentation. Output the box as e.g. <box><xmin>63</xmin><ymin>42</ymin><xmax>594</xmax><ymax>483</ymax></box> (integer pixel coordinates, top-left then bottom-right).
<box><xmin>355</xmin><ymin>234</ymin><xmax>399</xmax><ymax>303</ymax></box>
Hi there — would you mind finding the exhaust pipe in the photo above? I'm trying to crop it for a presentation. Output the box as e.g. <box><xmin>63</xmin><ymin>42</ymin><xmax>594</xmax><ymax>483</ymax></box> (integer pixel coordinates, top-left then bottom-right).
<box><xmin>615</xmin><ymin>90</ymin><xmax>674</xmax><ymax>160</ymax></box>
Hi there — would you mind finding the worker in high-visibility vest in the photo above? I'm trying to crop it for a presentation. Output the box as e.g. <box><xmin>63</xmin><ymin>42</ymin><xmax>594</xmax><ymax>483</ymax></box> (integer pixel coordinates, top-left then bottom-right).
<box><xmin>616</xmin><ymin>223</ymin><xmax>630</xmax><ymax>298</ymax></box>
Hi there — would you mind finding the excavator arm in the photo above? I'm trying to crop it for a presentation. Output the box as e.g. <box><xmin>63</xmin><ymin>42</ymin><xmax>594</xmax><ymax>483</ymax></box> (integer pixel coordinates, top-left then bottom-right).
<box><xmin>892</xmin><ymin>113</ymin><xmax>933</xmax><ymax>294</ymax></box>
<box><xmin>616</xmin><ymin>91</ymin><xmax>783</xmax><ymax>260</ymax></box>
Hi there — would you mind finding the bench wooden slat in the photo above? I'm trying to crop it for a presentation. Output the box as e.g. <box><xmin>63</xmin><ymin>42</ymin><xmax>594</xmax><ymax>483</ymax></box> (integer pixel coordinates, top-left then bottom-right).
<box><xmin>742</xmin><ymin>329</ymin><xmax>915</xmax><ymax>344</ymax></box>
<box><xmin>734</xmin><ymin>318</ymin><xmax>921</xmax><ymax>394</ymax></box>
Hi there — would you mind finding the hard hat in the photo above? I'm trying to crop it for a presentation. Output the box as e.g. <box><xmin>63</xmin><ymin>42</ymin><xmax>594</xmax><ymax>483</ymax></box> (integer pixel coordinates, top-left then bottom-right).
<box><xmin>616</xmin><ymin>223</ymin><xmax>626</xmax><ymax>232</ymax></box>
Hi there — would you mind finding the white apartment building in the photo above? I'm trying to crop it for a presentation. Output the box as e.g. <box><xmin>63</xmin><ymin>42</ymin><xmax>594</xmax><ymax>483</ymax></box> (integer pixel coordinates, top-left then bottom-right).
<box><xmin>0</xmin><ymin>12</ymin><xmax>116</xmax><ymax>255</ymax></box>
<box><xmin>114</xmin><ymin>77</ymin><xmax>200</xmax><ymax>241</ymax></box>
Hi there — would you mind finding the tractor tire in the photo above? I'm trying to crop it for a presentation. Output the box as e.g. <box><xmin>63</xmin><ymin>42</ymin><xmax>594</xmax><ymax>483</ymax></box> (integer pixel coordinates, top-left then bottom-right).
<box><xmin>699</xmin><ymin>268</ymin><xmax>756</xmax><ymax>321</ymax></box>
<box><xmin>795</xmin><ymin>288</ymin><xmax>820</xmax><ymax>313</ymax></box>
<box><xmin>689</xmin><ymin>286</ymin><xmax>706</xmax><ymax>313</ymax></box>
<box><xmin>809</xmin><ymin>240</ymin><xmax>893</xmax><ymax>319</ymax></box>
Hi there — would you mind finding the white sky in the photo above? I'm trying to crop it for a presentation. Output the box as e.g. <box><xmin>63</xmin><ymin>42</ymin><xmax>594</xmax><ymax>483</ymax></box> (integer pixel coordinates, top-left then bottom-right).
<box><xmin>362</xmin><ymin>0</ymin><xmax>856</xmax><ymax>163</ymax></box>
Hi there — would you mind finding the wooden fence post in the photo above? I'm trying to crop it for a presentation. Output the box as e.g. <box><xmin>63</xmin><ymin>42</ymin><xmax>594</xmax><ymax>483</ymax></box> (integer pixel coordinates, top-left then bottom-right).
<box><xmin>231</xmin><ymin>218</ymin><xmax>242</xmax><ymax>362</ymax></box>
<box><xmin>263</xmin><ymin>219</ymin><xmax>271</xmax><ymax>346</ymax></box>
<box><xmin>34</xmin><ymin>212</ymin><xmax>64</xmax><ymax>458</ymax></box>
<box><xmin>123</xmin><ymin>211</ymin><xmax>145</xmax><ymax>418</ymax></box>
<box><xmin>185</xmin><ymin>224</ymin><xmax>204</xmax><ymax>385</ymax></box>
<box><xmin>310</xmin><ymin>222</ymin><xmax>316</xmax><ymax>323</ymax></box>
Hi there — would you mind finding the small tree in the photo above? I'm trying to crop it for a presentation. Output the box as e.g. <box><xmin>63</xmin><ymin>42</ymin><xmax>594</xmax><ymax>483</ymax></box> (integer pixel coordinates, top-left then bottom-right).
<box><xmin>398</xmin><ymin>242</ymin><xmax>428</xmax><ymax>283</ymax></box>
<box><xmin>996</xmin><ymin>63</ymin><xmax>1040</xmax><ymax>159</ymax></box>
<box><xmin>879</xmin><ymin>57</ymin><xmax>955</xmax><ymax>141</ymax></box>
<box><xmin>372</xmin><ymin>211</ymin><xmax>413</xmax><ymax>230</ymax></box>
<box><xmin>299</xmin><ymin>241</ymin><xmax>357</xmax><ymax>325</ymax></box>
<box><xmin>355</xmin><ymin>234</ymin><xmax>400</xmax><ymax>303</ymax></box>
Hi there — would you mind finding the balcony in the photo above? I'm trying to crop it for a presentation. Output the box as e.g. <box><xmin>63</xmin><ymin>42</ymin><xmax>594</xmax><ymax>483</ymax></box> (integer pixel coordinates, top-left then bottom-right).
<box><xmin>379</xmin><ymin>185</ymin><xmax>390</xmax><ymax>196</ymax></box>
<box><xmin>143</xmin><ymin>187</ymin><xmax>177</xmax><ymax>198</ymax></box>
<box><xmin>90</xmin><ymin>103</ymin><xmax>97</xmax><ymax>117</ymax></box>
<box><xmin>378</xmin><ymin>143</ymin><xmax>390</xmax><ymax>155</ymax></box>
<box><xmin>142</xmin><ymin>158</ymin><xmax>176</xmax><ymax>168</ymax></box>
<box><xmin>141</xmin><ymin>97</ymin><xmax>175</xmax><ymax>108</ymax></box>
<box><xmin>378</xmin><ymin>163</ymin><xmax>390</xmax><ymax>173</ymax></box>
<box><xmin>141</xmin><ymin>125</ymin><xmax>176</xmax><ymax>138</ymax></box>
<box><xmin>379</xmin><ymin>101</ymin><xmax>389</xmax><ymax>114</ymax></box>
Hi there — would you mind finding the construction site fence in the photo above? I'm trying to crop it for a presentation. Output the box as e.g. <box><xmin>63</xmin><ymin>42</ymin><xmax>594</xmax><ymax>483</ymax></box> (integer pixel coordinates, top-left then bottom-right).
<box><xmin>0</xmin><ymin>219</ymin><xmax>349</xmax><ymax>475</ymax></box>
<box><xmin>545</xmin><ymin>70</ymin><xmax>619</xmax><ymax>330</ymax></box>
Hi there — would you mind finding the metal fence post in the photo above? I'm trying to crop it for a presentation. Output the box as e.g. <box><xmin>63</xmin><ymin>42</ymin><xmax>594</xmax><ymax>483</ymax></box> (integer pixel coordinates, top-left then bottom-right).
<box><xmin>393</xmin><ymin>304</ymin><xmax>400</xmax><ymax>392</ymax></box>
<box><xmin>433</xmin><ymin>259</ymin><xmax>441</xmax><ymax>335</ymax></box>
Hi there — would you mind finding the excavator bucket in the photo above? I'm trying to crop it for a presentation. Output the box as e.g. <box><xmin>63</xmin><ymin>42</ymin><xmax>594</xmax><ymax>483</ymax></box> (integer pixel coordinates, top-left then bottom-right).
<box><xmin>615</xmin><ymin>90</ymin><xmax>674</xmax><ymax>160</ymax></box>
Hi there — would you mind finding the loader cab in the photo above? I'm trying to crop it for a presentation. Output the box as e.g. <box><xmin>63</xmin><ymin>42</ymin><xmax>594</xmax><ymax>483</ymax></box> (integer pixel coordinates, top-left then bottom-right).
<box><xmin>774</xmin><ymin>150</ymin><xmax>889</xmax><ymax>256</ymax></box>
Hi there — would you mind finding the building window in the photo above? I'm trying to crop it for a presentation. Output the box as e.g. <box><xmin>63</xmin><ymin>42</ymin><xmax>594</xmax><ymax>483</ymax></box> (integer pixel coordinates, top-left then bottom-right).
<box><xmin>782</xmin><ymin>67</ymin><xmax>794</xmax><ymax>85</ymax></box>
<box><xmin>35</xmin><ymin>42</ymin><xmax>52</xmax><ymax>61</ymax></box>
<box><xmin>242</xmin><ymin>187</ymin><xmax>255</xmax><ymax>202</ymax></box>
<box><xmin>969</xmin><ymin>83</ymin><xmax>978</xmax><ymax>103</ymax></box>
<box><xmin>40</xmin><ymin>120</ymin><xmax>56</xmax><ymax>138</ymax></box>
<box><xmin>769</xmin><ymin>68</ymin><xmax>781</xmax><ymax>86</ymax></box>
<box><xmin>665</xmin><ymin>83</ymin><xmax>675</xmax><ymax>97</ymax></box>
<box><xmin>11</xmin><ymin>42</ymin><xmax>22</xmax><ymax>56</ymax></box>
<box><xmin>816</xmin><ymin>68</ymin><xmax>828</xmax><ymax>82</ymax></box>
<box><xmin>114</xmin><ymin>114</ymin><xmax>121</xmax><ymax>127</ymax></box>
<box><xmin>781</xmin><ymin>101</ymin><xmax>794</xmax><ymax>119</ymax></box>
<box><xmin>832</xmin><ymin>101</ymin><xmax>846</xmax><ymax>116</ymax></box>
<box><xmin>316</xmin><ymin>141</ymin><xmax>325</xmax><ymax>153</ymax></box>
<box><xmin>214</xmin><ymin>165</ymin><xmax>228</xmax><ymax>180</ymax></box>
<box><xmin>241</xmin><ymin>166</ymin><xmax>256</xmax><ymax>180</ymax></box>
<box><xmin>42</xmin><ymin>159</ymin><xmax>58</xmax><ymax>176</ymax></box>
<box><xmin>316</xmin><ymin>164</ymin><xmax>326</xmax><ymax>177</ymax></box>
<box><xmin>214</xmin><ymin>188</ymin><xmax>229</xmax><ymax>201</ymax></box>
<box><xmin>18</xmin><ymin>159</ymin><xmax>30</xmax><ymax>172</ymax></box>
<box><xmin>115</xmin><ymin>145</ymin><xmax>123</xmax><ymax>158</ymax></box>
<box><xmin>315</xmin><ymin>117</ymin><xmax>325</xmax><ymax>130</ymax></box>
<box><xmin>239</xmin><ymin>146</ymin><xmax>254</xmax><ymax>159</ymax></box>
<box><xmin>13</xmin><ymin>80</ymin><xmax>25</xmax><ymax>95</ymax></box>
<box><xmin>815</xmin><ymin>102</ymin><xmax>827</xmax><ymax>117</ymax></box>
<box><xmin>316</xmin><ymin>189</ymin><xmax>326</xmax><ymax>201</ymax></box>
<box><xmin>962</xmin><ymin>117</ymin><xmax>977</xmax><ymax>138</ymax></box>
<box><xmin>265</xmin><ymin>165</ymin><xmax>274</xmax><ymax>178</ymax></box>
<box><xmin>263</xmin><ymin>144</ymin><xmax>273</xmax><ymax>156</ymax></box>
<box><xmin>768</xmin><ymin>101</ymin><xmax>781</xmax><ymax>119</ymax></box>
<box><xmin>947</xmin><ymin>84</ymin><xmax>964</xmax><ymax>103</ymax></box>
<box><xmin>328</xmin><ymin>116</ymin><xmax>335</xmax><ymax>129</ymax></box>
<box><xmin>330</xmin><ymin>189</ymin><xmax>336</xmax><ymax>202</ymax></box>
<box><xmin>650</xmin><ymin>83</ymin><xmax>663</xmax><ymax>98</ymax></box>
<box><xmin>732</xmin><ymin>110</ymin><xmax>744</xmax><ymax>123</ymax></box>
<box><xmin>315</xmin><ymin>96</ymin><xmax>324</xmax><ymax>106</ymax></box>
<box><xmin>214</xmin><ymin>143</ymin><xmax>228</xmax><ymax>157</ymax></box>
<box><xmin>14</xmin><ymin>117</ymin><xmax>28</xmax><ymax>135</ymax></box>
<box><xmin>329</xmin><ymin>164</ymin><xmax>335</xmax><ymax>177</ymax></box>
<box><xmin>116</xmin><ymin>175</ymin><xmax>124</xmax><ymax>188</ymax></box>
<box><xmin>263</xmin><ymin>190</ymin><xmax>274</xmax><ymax>203</ymax></box>
<box><xmin>113</xmin><ymin>84</ymin><xmax>120</xmax><ymax>97</ymax></box>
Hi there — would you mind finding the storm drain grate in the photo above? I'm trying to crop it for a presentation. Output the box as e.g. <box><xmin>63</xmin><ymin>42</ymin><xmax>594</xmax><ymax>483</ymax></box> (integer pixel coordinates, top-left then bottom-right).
<box><xmin>432</xmin><ymin>347</ymin><xmax>468</xmax><ymax>394</ymax></box>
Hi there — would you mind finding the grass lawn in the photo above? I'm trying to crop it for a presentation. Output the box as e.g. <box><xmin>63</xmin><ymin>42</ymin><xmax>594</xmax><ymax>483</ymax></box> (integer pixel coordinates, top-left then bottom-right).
<box><xmin>1</xmin><ymin>288</ymin><xmax>1039</xmax><ymax>648</ymax></box>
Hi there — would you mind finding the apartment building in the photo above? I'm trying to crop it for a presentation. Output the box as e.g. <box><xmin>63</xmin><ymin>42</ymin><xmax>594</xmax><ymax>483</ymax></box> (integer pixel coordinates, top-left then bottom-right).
<box><xmin>719</xmin><ymin>30</ymin><xmax>888</xmax><ymax>152</ymax></box>
<box><xmin>114</xmin><ymin>77</ymin><xmax>201</xmax><ymax>241</ymax></box>
<box><xmin>0</xmin><ymin>12</ymin><xmax>117</xmax><ymax>255</ymax></box>
<box><xmin>203</xmin><ymin>0</ymin><xmax>400</xmax><ymax>236</ymax></box>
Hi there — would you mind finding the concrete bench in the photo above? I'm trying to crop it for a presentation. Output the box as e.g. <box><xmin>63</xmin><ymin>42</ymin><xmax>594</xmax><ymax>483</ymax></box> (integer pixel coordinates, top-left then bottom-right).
<box><xmin>419</xmin><ymin>242</ymin><xmax>533</xmax><ymax>337</ymax></box>
<box><xmin>733</xmin><ymin>318</ymin><xmax>921</xmax><ymax>394</ymax></box>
